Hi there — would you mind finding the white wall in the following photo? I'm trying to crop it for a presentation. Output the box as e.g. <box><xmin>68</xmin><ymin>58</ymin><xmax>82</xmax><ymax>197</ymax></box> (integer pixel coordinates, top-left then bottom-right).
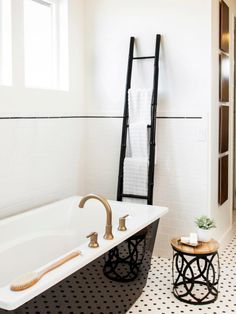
<box><xmin>84</xmin><ymin>0</ymin><xmax>212</xmax><ymax>257</ymax></box>
<box><xmin>2</xmin><ymin>0</ymin><xmax>235</xmax><ymax>258</ymax></box>
<box><xmin>210</xmin><ymin>0</ymin><xmax>236</xmax><ymax>245</ymax></box>
<box><xmin>84</xmin><ymin>0</ymin><xmax>212</xmax><ymax>116</ymax></box>
<box><xmin>0</xmin><ymin>0</ymin><xmax>86</xmax><ymax>218</ymax></box>
<box><xmin>0</xmin><ymin>119</ymin><xmax>85</xmax><ymax>218</ymax></box>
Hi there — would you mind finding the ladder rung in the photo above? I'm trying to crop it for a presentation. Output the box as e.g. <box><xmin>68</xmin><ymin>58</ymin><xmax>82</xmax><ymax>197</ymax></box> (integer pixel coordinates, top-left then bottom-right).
<box><xmin>127</xmin><ymin>124</ymin><xmax>151</xmax><ymax>128</ymax></box>
<box><xmin>122</xmin><ymin>194</ymin><xmax>148</xmax><ymax>200</ymax></box>
<box><xmin>133</xmin><ymin>56</ymin><xmax>155</xmax><ymax>60</ymax></box>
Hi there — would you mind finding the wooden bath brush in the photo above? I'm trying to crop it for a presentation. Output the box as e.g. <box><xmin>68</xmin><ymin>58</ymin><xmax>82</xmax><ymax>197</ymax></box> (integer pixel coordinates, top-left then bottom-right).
<box><xmin>10</xmin><ymin>251</ymin><xmax>81</xmax><ymax>291</ymax></box>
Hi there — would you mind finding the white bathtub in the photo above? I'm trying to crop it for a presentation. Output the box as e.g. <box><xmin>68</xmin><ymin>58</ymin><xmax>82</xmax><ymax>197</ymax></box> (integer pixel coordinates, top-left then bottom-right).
<box><xmin>0</xmin><ymin>195</ymin><xmax>168</xmax><ymax>310</ymax></box>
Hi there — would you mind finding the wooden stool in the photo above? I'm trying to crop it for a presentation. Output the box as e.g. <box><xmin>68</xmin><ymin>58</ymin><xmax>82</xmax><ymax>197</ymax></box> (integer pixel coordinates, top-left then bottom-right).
<box><xmin>171</xmin><ymin>238</ymin><xmax>220</xmax><ymax>305</ymax></box>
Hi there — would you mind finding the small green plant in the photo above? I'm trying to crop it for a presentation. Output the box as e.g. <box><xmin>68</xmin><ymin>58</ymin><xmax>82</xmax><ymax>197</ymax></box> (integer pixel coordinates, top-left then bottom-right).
<box><xmin>195</xmin><ymin>216</ymin><xmax>216</xmax><ymax>230</ymax></box>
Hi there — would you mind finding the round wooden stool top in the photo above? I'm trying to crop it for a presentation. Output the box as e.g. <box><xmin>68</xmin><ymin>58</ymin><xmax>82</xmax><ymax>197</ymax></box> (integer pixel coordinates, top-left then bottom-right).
<box><xmin>171</xmin><ymin>238</ymin><xmax>219</xmax><ymax>255</ymax></box>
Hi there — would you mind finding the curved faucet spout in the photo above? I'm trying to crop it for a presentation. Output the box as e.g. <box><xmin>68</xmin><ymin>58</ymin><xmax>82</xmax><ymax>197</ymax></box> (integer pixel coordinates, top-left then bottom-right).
<box><xmin>79</xmin><ymin>194</ymin><xmax>114</xmax><ymax>240</ymax></box>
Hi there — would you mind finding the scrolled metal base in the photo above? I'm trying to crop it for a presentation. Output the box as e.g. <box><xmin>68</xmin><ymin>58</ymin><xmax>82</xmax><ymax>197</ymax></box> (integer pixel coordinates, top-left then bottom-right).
<box><xmin>172</xmin><ymin>251</ymin><xmax>220</xmax><ymax>305</ymax></box>
<box><xmin>103</xmin><ymin>232</ymin><xmax>146</xmax><ymax>282</ymax></box>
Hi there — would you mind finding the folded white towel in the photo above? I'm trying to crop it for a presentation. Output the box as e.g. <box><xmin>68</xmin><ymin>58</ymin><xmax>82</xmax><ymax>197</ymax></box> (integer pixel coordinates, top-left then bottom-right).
<box><xmin>128</xmin><ymin>89</ymin><xmax>152</xmax><ymax>124</ymax></box>
<box><xmin>123</xmin><ymin>197</ymin><xmax>147</xmax><ymax>204</ymax></box>
<box><xmin>123</xmin><ymin>157</ymin><xmax>148</xmax><ymax>196</ymax></box>
<box><xmin>129</xmin><ymin>122</ymin><xmax>149</xmax><ymax>158</ymax></box>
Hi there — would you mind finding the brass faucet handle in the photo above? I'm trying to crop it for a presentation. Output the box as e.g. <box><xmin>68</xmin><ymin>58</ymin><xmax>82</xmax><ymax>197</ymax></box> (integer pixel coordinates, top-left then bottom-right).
<box><xmin>122</xmin><ymin>214</ymin><xmax>129</xmax><ymax>219</ymax></box>
<box><xmin>86</xmin><ymin>232</ymin><xmax>99</xmax><ymax>248</ymax></box>
<box><xmin>118</xmin><ymin>214</ymin><xmax>129</xmax><ymax>231</ymax></box>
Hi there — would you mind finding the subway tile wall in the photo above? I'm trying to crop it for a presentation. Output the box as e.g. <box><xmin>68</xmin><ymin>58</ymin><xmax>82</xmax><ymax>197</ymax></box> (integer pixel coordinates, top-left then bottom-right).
<box><xmin>85</xmin><ymin>117</ymin><xmax>209</xmax><ymax>257</ymax></box>
<box><xmin>153</xmin><ymin>118</ymin><xmax>208</xmax><ymax>257</ymax></box>
<box><xmin>0</xmin><ymin>119</ymin><xmax>86</xmax><ymax>218</ymax></box>
<box><xmin>0</xmin><ymin>116</ymin><xmax>208</xmax><ymax>258</ymax></box>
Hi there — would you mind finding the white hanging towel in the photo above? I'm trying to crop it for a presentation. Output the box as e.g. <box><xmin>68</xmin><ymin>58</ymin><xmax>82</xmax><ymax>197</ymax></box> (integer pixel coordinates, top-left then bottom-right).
<box><xmin>126</xmin><ymin>127</ymin><xmax>132</xmax><ymax>158</ymax></box>
<box><xmin>123</xmin><ymin>157</ymin><xmax>149</xmax><ymax>196</ymax></box>
<box><xmin>128</xmin><ymin>89</ymin><xmax>152</xmax><ymax>124</ymax></box>
<box><xmin>129</xmin><ymin>122</ymin><xmax>149</xmax><ymax>158</ymax></box>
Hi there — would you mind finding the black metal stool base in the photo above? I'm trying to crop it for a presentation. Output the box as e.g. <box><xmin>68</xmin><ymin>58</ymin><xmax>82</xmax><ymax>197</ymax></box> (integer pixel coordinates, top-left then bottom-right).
<box><xmin>173</xmin><ymin>281</ymin><xmax>218</xmax><ymax>305</ymax></box>
<box><xmin>172</xmin><ymin>251</ymin><xmax>220</xmax><ymax>305</ymax></box>
<box><xmin>103</xmin><ymin>232</ymin><xmax>146</xmax><ymax>282</ymax></box>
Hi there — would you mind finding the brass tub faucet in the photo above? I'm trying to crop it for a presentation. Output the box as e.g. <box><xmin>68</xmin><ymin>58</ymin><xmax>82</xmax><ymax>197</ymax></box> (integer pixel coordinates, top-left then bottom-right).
<box><xmin>118</xmin><ymin>214</ymin><xmax>129</xmax><ymax>231</ymax></box>
<box><xmin>79</xmin><ymin>194</ymin><xmax>114</xmax><ymax>240</ymax></box>
<box><xmin>86</xmin><ymin>232</ymin><xmax>99</xmax><ymax>248</ymax></box>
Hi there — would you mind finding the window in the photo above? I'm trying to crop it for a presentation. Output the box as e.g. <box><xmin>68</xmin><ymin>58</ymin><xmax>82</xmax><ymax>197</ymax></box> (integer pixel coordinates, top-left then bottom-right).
<box><xmin>0</xmin><ymin>0</ymin><xmax>12</xmax><ymax>86</ymax></box>
<box><xmin>24</xmin><ymin>0</ymin><xmax>68</xmax><ymax>90</ymax></box>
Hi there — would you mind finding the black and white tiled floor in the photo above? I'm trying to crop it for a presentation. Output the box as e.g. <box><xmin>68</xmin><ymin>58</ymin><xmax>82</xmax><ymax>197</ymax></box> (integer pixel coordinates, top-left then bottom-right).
<box><xmin>128</xmin><ymin>234</ymin><xmax>236</xmax><ymax>314</ymax></box>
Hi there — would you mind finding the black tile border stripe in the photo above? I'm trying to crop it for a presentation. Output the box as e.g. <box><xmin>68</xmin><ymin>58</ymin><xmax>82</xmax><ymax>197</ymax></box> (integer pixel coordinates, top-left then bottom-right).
<box><xmin>0</xmin><ymin>116</ymin><xmax>203</xmax><ymax>120</ymax></box>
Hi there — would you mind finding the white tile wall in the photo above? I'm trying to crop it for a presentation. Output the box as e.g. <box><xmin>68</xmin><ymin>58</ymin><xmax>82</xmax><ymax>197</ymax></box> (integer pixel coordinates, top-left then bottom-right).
<box><xmin>0</xmin><ymin>119</ymin><xmax>86</xmax><ymax>218</ymax></box>
<box><xmin>84</xmin><ymin>118</ymin><xmax>121</xmax><ymax>197</ymax></box>
<box><xmin>85</xmin><ymin>117</ymin><xmax>209</xmax><ymax>258</ymax></box>
<box><xmin>0</xmin><ymin>116</ymin><xmax>209</xmax><ymax>258</ymax></box>
<box><xmin>153</xmin><ymin>118</ymin><xmax>208</xmax><ymax>257</ymax></box>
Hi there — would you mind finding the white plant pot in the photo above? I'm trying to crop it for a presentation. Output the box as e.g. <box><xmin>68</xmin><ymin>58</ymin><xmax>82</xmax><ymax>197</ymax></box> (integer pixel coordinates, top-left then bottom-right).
<box><xmin>197</xmin><ymin>228</ymin><xmax>212</xmax><ymax>242</ymax></box>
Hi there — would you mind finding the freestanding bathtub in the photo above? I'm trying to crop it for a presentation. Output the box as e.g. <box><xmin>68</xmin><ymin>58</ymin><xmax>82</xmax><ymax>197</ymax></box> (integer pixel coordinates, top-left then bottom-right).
<box><xmin>0</xmin><ymin>195</ymin><xmax>168</xmax><ymax>313</ymax></box>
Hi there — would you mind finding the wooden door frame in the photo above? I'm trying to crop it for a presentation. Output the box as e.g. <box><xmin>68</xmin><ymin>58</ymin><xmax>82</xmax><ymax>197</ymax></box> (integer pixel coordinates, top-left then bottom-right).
<box><xmin>233</xmin><ymin>17</ymin><xmax>236</xmax><ymax>215</ymax></box>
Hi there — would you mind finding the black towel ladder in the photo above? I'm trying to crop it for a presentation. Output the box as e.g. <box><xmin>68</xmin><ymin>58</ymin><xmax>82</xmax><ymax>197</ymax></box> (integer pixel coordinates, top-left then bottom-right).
<box><xmin>117</xmin><ymin>34</ymin><xmax>161</xmax><ymax>205</ymax></box>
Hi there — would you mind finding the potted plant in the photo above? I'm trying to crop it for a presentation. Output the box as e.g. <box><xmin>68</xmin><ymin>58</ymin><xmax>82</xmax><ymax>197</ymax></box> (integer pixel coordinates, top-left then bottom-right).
<box><xmin>195</xmin><ymin>215</ymin><xmax>216</xmax><ymax>242</ymax></box>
